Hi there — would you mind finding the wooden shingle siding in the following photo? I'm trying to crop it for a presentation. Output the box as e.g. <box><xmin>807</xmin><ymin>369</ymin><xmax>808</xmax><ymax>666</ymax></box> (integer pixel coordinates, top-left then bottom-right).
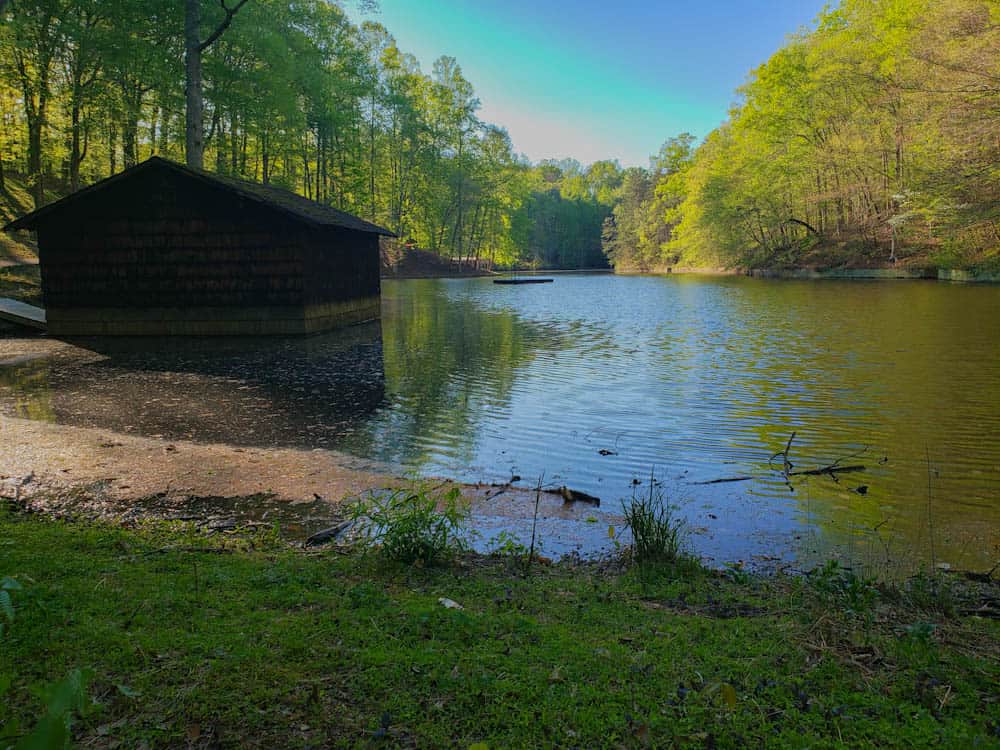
<box><xmin>8</xmin><ymin>157</ymin><xmax>391</xmax><ymax>336</ymax></box>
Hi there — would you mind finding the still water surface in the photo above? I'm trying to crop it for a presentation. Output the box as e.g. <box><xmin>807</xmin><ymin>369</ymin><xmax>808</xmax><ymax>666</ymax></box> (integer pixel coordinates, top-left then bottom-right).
<box><xmin>2</xmin><ymin>275</ymin><xmax>998</xmax><ymax>570</ymax></box>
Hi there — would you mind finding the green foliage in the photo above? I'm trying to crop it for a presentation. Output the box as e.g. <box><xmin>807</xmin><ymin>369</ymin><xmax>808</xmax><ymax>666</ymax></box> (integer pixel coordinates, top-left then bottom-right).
<box><xmin>1</xmin><ymin>513</ymin><xmax>998</xmax><ymax>748</ymax></box>
<box><xmin>605</xmin><ymin>0</ymin><xmax>999</xmax><ymax>272</ymax></box>
<box><xmin>621</xmin><ymin>477</ymin><xmax>686</xmax><ymax>566</ymax></box>
<box><xmin>349</xmin><ymin>484</ymin><xmax>469</xmax><ymax>565</ymax></box>
<box><xmin>510</xmin><ymin>159</ymin><xmax>621</xmax><ymax>269</ymax></box>
<box><xmin>806</xmin><ymin>560</ymin><xmax>878</xmax><ymax>617</ymax></box>
<box><xmin>602</xmin><ymin>135</ymin><xmax>694</xmax><ymax>271</ymax></box>
<box><xmin>1</xmin><ymin>575</ymin><xmax>92</xmax><ymax>750</ymax></box>
<box><xmin>0</xmin><ymin>0</ymin><xmax>611</xmax><ymax>271</ymax></box>
<box><xmin>487</xmin><ymin>531</ymin><xmax>528</xmax><ymax>559</ymax></box>
<box><xmin>883</xmin><ymin>569</ymin><xmax>959</xmax><ymax>617</ymax></box>
<box><xmin>1</xmin><ymin>669</ymin><xmax>93</xmax><ymax>750</ymax></box>
<box><xmin>0</xmin><ymin>576</ymin><xmax>21</xmax><ymax>638</ymax></box>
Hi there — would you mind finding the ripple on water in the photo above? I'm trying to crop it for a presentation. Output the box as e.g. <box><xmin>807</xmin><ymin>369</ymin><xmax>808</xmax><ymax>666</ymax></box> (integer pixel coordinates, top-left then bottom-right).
<box><xmin>1</xmin><ymin>274</ymin><xmax>998</xmax><ymax>569</ymax></box>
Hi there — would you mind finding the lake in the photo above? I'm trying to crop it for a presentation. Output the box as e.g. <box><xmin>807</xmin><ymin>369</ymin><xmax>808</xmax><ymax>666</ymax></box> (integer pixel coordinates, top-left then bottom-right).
<box><xmin>2</xmin><ymin>274</ymin><xmax>998</xmax><ymax>571</ymax></box>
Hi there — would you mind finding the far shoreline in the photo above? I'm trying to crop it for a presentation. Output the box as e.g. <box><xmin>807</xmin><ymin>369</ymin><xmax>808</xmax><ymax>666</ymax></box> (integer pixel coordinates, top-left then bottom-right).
<box><xmin>609</xmin><ymin>265</ymin><xmax>1000</xmax><ymax>283</ymax></box>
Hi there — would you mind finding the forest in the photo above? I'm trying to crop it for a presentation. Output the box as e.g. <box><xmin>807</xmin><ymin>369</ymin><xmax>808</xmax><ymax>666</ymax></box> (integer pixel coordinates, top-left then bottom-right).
<box><xmin>605</xmin><ymin>0</ymin><xmax>1000</xmax><ymax>272</ymax></box>
<box><xmin>1</xmin><ymin>0</ymin><xmax>998</xmax><ymax>271</ymax></box>
<box><xmin>0</xmin><ymin>0</ymin><xmax>615</xmax><ymax>270</ymax></box>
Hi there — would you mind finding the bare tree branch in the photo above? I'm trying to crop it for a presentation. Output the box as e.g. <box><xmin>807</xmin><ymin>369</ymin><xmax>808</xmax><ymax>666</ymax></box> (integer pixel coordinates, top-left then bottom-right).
<box><xmin>199</xmin><ymin>0</ymin><xmax>250</xmax><ymax>52</ymax></box>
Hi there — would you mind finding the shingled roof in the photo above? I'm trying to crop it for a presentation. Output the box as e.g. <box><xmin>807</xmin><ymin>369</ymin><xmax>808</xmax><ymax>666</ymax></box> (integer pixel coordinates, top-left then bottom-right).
<box><xmin>4</xmin><ymin>156</ymin><xmax>396</xmax><ymax>236</ymax></box>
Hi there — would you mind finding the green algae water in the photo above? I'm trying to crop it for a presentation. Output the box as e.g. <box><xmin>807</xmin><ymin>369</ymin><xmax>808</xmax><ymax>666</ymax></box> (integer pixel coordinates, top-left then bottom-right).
<box><xmin>2</xmin><ymin>274</ymin><xmax>998</xmax><ymax>570</ymax></box>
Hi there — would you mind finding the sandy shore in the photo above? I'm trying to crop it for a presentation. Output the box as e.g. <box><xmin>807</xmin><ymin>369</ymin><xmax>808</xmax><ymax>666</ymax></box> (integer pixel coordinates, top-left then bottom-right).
<box><xmin>0</xmin><ymin>412</ymin><xmax>612</xmax><ymax>543</ymax></box>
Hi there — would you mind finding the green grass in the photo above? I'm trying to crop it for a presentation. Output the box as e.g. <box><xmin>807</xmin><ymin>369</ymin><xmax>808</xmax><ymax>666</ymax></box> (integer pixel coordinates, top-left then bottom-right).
<box><xmin>0</xmin><ymin>263</ymin><xmax>41</xmax><ymax>306</ymax></box>
<box><xmin>1</xmin><ymin>509</ymin><xmax>997</xmax><ymax>749</ymax></box>
<box><xmin>0</xmin><ymin>173</ymin><xmax>42</xmax><ymax>308</ymax></box>
<box><xmin>0</xmin><ymin>173</ymin><xmax>43</xmax><ymax>268</ymax></box>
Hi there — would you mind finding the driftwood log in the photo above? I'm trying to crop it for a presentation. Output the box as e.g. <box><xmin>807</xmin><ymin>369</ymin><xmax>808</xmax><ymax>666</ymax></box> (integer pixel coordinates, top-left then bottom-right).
<box><xmin>545</xmin><ymin>486</ymin><xmax>601</xmax><ymax>506</ymax></box>
<box><xmin>304</xmin><ymin>521</ymin><xmax>353</xmax><ymax>547</ymax></box>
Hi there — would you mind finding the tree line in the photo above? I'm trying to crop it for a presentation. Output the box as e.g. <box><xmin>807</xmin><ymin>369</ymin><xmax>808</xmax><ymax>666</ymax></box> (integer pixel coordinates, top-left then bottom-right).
<box><xmin>604</xmin><ymin>0</ymin><xmax>999</xmax><ymax>271</ymax></box>
<box><xmin>0</xmin><ymin>0</ymin><xmax>619</xmax><ymax>269</ymax></box>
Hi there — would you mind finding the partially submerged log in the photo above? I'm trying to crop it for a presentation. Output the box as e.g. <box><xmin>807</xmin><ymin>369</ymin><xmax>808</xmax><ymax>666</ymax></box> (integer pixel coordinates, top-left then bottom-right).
<box><xmin>304</xmin><ymin>520</ymin><xmax>353</xmax><ymax>547</ymax></box>
<box><xmin>691</xmin><ymin>476</ymin><xmax>754</xmax><ymax>485</ymax></box>
<box><xmin>789</xmin><ymin>464</ymin><xmax>866</xmax><ymax>477</ymax></box>
<box><xmin>546</xmin><ymin>486</ymin><xmax>601</xmax><ymax>506</ymax></box>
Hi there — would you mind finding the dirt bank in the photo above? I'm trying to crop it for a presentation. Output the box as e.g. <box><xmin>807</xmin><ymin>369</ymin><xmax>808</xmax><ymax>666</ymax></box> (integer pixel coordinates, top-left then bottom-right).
<box><xmin>0</xmin><ymin>413</ymin><xmax>611</xmax><ymax>543</ymax></box>
<box><xmin>380</xmin><ymin>245</ymin><xmax>494</xmax><ymax>279</ymax></box>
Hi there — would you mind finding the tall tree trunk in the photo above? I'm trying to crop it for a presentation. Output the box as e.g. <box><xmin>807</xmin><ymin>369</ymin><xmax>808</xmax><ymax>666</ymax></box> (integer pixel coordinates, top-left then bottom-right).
<box><xmin>122</xmin><ymin>100</ymin><xmax>140</xmax><ymax>168</ymax></box>
<box><xmin>261</xmin><ymin>130</ymin><xmax>270</xmax><ymax>183</ymax></box>
<box><xmin>69</xmin><ymin>98</ymin><xmax>82</xmax><ymax>191</ymax></box>
<box><xmin>185</xmin><ymin>0</ymin><xmax>204</xmax><ymax>168</ymax></box>
<box><xmin>369</xmin><ymin>93</ymin><xmax>377</xmax><ymax>219</ymax></box>
<box><xmin>230</xmin><ymin>112</ymin><xmax>239</xmax><ymax>173</ymax></box>
<box><xmin>108</xmin><ymin>122</ymin><xmax>117</xmax><ymax>176</ymax></box>
<box><xmin>27</xmin><ymin>109</ymin><xmax>45</xmax><ymax>206</ymax></box>
<box><xmin>455</xmin><ymin>133</ymin><xmax>464</xmax><ymax>261</ymax></box>
<box><xmin>214</xmin><ymin>111</ymin><xmax>226</xmax><ymax>173</ymax></box>
<box><xmin>186</xmin><ymin>0</ymin><xmax>248</xmax><ymax>169</ymax></box>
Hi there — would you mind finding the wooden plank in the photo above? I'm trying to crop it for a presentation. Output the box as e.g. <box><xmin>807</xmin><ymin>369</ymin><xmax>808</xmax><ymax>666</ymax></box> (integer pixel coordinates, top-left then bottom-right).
<box><xmin>0</xmin><ymin>297</ymin><xmax>47</xmax><ymax>330</ymax></box>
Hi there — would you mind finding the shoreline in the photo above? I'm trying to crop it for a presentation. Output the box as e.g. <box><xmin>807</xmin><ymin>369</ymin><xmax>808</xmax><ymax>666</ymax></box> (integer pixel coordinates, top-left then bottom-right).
<box><xmin>614</xmin><ymin>265</ymin><xmax>1000</xmax><ymax>283</ymax></box>
<box><xmin>0</xmin><ymin>413</ymin><xmax>617</xmax><ymax>550</ymax></box>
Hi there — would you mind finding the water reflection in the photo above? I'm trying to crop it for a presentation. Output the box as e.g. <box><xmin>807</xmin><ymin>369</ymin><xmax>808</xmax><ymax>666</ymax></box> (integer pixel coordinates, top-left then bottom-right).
<box><xmin>1</xmin><ymin>275</ymin><xmax>998</xmax><ymax>570</ymax></box>
<box><xmin>2</xmin><ymin>324</ymin><xmax>387</xmax><ymax>449</ymax></box>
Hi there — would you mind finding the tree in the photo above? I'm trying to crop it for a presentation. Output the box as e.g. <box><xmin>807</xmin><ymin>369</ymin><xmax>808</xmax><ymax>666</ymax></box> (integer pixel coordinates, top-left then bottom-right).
<box><xmin>3</xmin><ymin>0</ymin><xmax>64</xmax><ymax>206</ymax></box>
<box><xmin>185</xmin><ymin>0</ymin><xmax>248</xmax><ymax>169</ymax></box>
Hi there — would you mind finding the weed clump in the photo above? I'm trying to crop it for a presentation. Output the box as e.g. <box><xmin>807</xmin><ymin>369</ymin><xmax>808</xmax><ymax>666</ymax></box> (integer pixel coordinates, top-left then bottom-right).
<box><xmin>806</xmin><ymin>559</ymin><xmax>879</xmax><ymax>617</ymax></box>
<box><xmin>622</xmin><ymin>475</ymin><xmax>687</xmax><ymax>566</ymax></box>
<box><xmin>348</xmin><ymin>484</ymin><xmax>469</xmax><ymax>565</ymax></box>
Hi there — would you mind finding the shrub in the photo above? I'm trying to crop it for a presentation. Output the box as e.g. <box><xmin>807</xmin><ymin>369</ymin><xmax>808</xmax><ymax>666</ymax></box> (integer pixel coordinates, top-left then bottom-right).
<box><xmin>348</xmin><ymin>484</ymin><xmax>469</xmax><ymax>565</ymax></box>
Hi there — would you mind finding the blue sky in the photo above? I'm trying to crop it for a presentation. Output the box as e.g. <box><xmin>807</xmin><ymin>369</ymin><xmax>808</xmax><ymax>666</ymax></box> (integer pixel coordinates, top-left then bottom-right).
<box><xmin>347</xmin><ymin>1</ymin><xmax>827</xmax><ymax>167</ymax></box>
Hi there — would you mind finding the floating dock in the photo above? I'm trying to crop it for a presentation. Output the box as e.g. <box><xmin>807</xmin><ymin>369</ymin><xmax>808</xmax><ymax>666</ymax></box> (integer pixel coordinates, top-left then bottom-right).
<box><xmin>493</xmin><ymin>278</ymin><xmax>554</xmax><ymax>285</ymax></box>
<box><xmin>0</xmin><ymin>297</ymin><xmax>46</xmax><ymax>331</ymax></box>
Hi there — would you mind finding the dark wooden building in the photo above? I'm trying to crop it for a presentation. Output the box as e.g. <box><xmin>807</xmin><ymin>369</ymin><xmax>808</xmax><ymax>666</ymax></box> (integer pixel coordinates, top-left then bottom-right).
<box><xmin>4</xmin><ymin>156</ymin><xmax>394</xmax><ymax>335</ymax></box>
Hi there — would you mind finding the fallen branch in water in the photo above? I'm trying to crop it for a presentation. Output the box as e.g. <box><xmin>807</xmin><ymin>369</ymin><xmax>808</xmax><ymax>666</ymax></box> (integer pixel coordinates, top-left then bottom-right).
<box><xmin>773</xmin><ymin>431</ymin><xmax>796</xmax><ymax>478</ymax></box>
<box><xmin>691</xmin><ymin>476</ymin><xmax>755</xmax><ymax>485</ymax></box>
<box><xmin>695</xmin><ymin>433</ymin><xmax>869</xmax><ymax>487</ymax></box>
<box><xmin>545</xmin><ymin>486</ymin><xmax>601</xmax><ymax>506</ymax></box>
<box><xmin>789</xmin><ymin>464</ymin><xmax>866</xmax><ymax>477</ymax></box>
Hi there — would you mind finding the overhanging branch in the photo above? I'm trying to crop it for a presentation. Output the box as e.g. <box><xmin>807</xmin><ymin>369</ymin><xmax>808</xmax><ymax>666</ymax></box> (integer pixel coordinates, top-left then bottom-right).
<box><xmin>199</xmin><ymin>0</ymin><xmax>250</xmax><ymax>52</ymax></box>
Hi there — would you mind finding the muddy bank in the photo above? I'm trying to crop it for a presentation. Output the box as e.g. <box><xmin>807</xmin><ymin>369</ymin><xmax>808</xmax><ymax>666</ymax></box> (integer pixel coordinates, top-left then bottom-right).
<box><xmin>0</xmin><ymin>414</ymin><xmax>622</xmax><ymax>555</ymax></box>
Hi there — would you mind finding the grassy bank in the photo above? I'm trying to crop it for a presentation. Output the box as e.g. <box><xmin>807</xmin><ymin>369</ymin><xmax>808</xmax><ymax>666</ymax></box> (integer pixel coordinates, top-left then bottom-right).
<box><xmin>0</xmin><ymin>174</ymin><xmax>41</xmax><ymax>268</ymax></box>
<box><xmin>0</xmin><ymin>264</ymin><xmax>41</xmax><ymax>306</ymax></box>
<box><xmin>2</xmin><ymin>508</ymin><xmax>997</xmax><ymax>749</ymax></box>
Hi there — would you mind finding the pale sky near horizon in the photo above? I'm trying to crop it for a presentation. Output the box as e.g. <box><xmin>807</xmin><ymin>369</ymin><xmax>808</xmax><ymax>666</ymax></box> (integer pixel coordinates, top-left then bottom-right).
<box><xmin>346</xmin><ymin>1</ymin><xmax>827</xmax><ymax>167</ymax></box>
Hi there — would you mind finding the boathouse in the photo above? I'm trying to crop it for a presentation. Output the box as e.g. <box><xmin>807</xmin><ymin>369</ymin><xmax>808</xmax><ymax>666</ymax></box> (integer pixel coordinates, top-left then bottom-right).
<box><xmin>3</xmin><ymin>156</ymin><xmax>394</xmax><ymax>336</ymax></box>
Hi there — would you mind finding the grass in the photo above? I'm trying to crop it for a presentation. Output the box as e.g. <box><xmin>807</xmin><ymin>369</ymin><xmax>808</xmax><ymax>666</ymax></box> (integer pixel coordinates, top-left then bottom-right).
<box><xmin>622</xmin><ymin>475</ymin><xmax>686</xmax><ymax>566</ymax></box>
<box><xmin>0</xmin><ymin>173</ymin><xmax>42</xmax><ymax>267</ymax></box>
<box><xmin>0</xmin><ymin>264</ymin><xmax>41</xmax><ymax>306</ymax></box>
<box><xmin>1</xmin><ymin>507</ymin><xmax>998</xmax><ymax>749</ymax></box>
<box><xmin>348</xmin><ymin>484</ymin><xmax>469</xmax><ymax>566</ymax></box>
<box><xmin>0</xmin><ymin>173</ymin><xmax>42</xmax><ymax>309</ymax></box>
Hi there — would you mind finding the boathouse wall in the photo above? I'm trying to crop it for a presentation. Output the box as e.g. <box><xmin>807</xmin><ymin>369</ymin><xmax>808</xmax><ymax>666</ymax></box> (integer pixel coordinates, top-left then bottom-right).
<box><xmin>21</xmin><ymin>162</ymin><xmax>383</xmax><ymax>336</ymax></box>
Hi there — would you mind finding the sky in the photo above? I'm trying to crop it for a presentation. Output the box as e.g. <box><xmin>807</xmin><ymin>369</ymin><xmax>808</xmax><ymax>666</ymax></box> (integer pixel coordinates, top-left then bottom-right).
<box><xmin>347</xmin><ymin>0</ymin><xmax>828</xmax><ymax>167</ymax></box>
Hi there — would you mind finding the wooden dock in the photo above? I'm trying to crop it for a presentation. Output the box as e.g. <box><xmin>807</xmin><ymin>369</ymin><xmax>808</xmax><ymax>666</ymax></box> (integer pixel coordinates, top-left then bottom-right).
<box><xmin>0</xmin><ymin>297</ymin><xmax>46</xmax><ymax>330</ymax></box>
